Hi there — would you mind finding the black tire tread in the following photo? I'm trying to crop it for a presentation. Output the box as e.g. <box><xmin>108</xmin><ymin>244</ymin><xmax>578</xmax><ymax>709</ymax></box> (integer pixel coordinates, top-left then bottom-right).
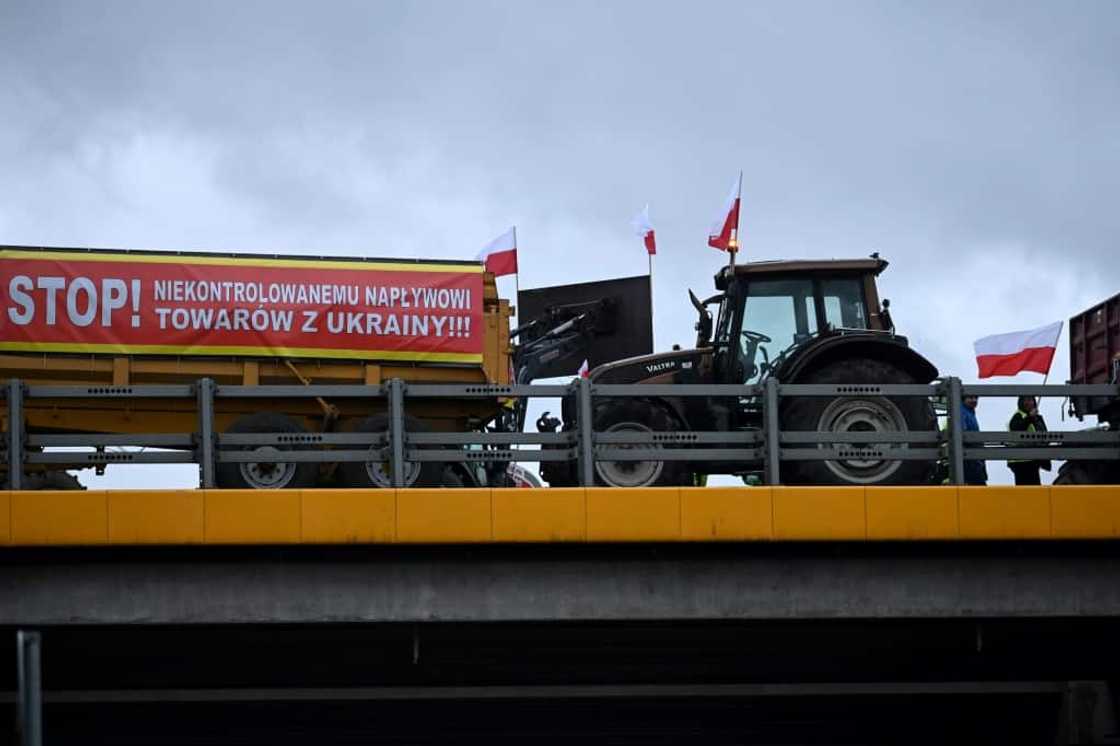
<box><xmin>338</xmin><ymin>414</ymin><xmax>444</xmax><ymax>488</ymax></box>
<box><xmin>781</xmin><ymin>358</ymin><xmax>935</xmax><ymax>486</ymax></box>
<box><xmin>216</xmin><ymin>412</ymin><xmax>319</xmax><ymax>489</ymax></box>
<box><xmin>591</xmin><ymin>398</ymin><xmax>689</xmax><ymax>487</ymax></box>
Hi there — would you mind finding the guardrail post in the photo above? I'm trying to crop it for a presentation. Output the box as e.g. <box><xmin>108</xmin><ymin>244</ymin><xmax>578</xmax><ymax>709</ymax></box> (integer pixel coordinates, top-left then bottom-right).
<box><xmin>17</xmin><ymin>630</ymin><xmax>42</xmax><ymax>746</ymax></box>
<box><xmin>196</xmin><ymin>378</ymin><xmax>216</xmax><ymax>489</ymax></box>
<box><xmin>763</xmin><ymin>377</ymin><xmax>781</xmax><ymax>485</ymax></box>
<box><xmin>7</xmin><ymin>379</ymin><xmax>23</xmax><ymax>490</ymax></box>
<box><xmin>388</xmin><ymin>378</ymin><xmax>406</xmax><ymax>488</ymax></box>
<box><xmin>946</xmin><ymin>377</ymin><xmax>965</xmax><ymax>486</ymax></box>
<box><xmin>577</xmin><ymin>376</ymin><xmax>595</xmax><ymax>486</ymax></box>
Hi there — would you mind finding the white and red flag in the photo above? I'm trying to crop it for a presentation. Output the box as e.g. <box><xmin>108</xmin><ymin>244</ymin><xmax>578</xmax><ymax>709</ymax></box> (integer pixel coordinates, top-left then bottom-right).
<box><xmin>708</xmin><ymin>172</ymin><xmax>742</xmax><ymax>252</ymax></box>
<box><xmin>477</xmin><ymin>227</ymin><xmax>518</xmax><ymax>277</ymax></box>
<box><xmin>577</xmin><ymin>359</ymin><xmax>590</xmax><ymax>378</ymax></box>
<box><xmin>629</xmin><ymin>204</ymin><xmax>656</xmax><ymax>255</ymax></box>
<box><xmin>973</xmin><ymin>321</ymin><xmax>1062</xmax><ymax>378</ymax></box>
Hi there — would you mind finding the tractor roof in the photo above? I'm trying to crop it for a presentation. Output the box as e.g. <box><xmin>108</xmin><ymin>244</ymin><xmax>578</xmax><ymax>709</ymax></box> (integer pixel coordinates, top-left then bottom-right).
<box><xmin>731</xmin><ymin>256</ymin><xmax>888</xmax><ymax>276</ymax></box>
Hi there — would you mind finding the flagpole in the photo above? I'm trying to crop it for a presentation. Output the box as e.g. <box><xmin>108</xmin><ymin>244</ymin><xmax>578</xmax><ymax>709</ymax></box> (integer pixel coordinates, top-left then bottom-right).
<box><xmin>728</xmin><ymin>170</ymin><xmax>742</xmax><ymax>272</ymax></box>
<box><xmin>512</xmin><ymin>226</ymin><xmax>520</xmax><ymax>327</ymax></box>
<box><xmin>648</xmin><ymin>251</ymin><xmax>655</xmax><ymax>349</ymax></box>
<box><xmin>1037</xmin><ymin>320</ymin><xmax>1063</xmax><ymax>409</ymax></box>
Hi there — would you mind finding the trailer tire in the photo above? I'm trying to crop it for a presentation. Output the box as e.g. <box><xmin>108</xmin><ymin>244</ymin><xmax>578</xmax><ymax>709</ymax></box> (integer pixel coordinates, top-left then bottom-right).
<box><xmin>5</xmin><ymin>470</ymin><xmax>85</xmax><ymax>490</ymax></box>
<box><xmin>592</xmin><ymin>399</ymin><xmax>688</xmax><ymax>488</ymax></box>
<box><xmin>217</xmin><ymin>412</ymin><xmax>319</xmax><ymax>490</ymax></box>
<box><xmin>1054</xmin><ymin>460</ymin><xmax>1117</xmax><ymax>485</ymax></box>
<box><xmin>339</xmin><ymin>414</ymin><xmax>444</xmax><ymax>488</ymax></box>
<box><xmin>781</xmin><ymin>358</ymin><xmax>935</xmax><ymax>486</ymax></box>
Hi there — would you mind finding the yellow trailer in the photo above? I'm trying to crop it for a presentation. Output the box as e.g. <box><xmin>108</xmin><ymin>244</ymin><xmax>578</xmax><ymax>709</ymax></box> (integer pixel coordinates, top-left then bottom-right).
<box><xmin>0</xmin><ymin>245</ymin><xmax>513</xmax><ymax>489</ymax></box>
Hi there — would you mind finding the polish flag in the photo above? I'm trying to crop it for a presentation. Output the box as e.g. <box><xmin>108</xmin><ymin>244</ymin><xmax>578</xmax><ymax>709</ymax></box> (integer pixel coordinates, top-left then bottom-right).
<box><xmin>477</xmin><ymin>227</ymin><xmax>518</xmax><ymax>277</ymax></box>
<box><xmin>630</xmin><ymin>204</ymin><xmax>656</xmax><ymax>255</ymax></box>
<box><xmin>577</xmin><ymin>359</ymin><xmax>590</xmax><ymax>378</ymax></box>
<box><xmin>973</xmin><ymin>321</ymin><xmax>1063</xmax><ymax>378</ymax></box>
<box><xmin>708</xmin><ymin>172</ymin><xmax>742</xmax><ymax>252</ymax></box>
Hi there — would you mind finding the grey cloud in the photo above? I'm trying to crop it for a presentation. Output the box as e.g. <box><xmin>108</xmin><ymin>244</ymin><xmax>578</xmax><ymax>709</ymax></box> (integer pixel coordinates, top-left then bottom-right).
<box><xmin>1</xmin><ymin>0</ymin><xmax>1118</xmax><ymax>486</ymax></box>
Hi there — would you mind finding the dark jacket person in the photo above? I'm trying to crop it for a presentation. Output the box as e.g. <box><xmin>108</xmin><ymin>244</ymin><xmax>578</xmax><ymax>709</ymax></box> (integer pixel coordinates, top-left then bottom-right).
<box><xmin>960</xmin><ymin>396</ymin><xmax>987</xmax><ymax>485</ymax></box>
<box><xmin>1008</xmin><ymin>396</ymin><xmax>1049</xmax><ymax>485</ymax></box>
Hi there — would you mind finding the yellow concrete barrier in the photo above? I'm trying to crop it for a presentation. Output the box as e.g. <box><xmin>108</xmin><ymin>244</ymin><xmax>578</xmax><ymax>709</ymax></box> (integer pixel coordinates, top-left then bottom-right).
<box><xmin>680</xmin><ymin>487</ymin><xmax>772</xmax><ymax>540</ymax></box>
<box><xmin>586</xmin><ymin>487</ymin><xmax>680</xmax><ymax>541</ymax></box>
<box><xmin>2</xmin><ymin>484</ymin><xmax>1119</xmax><ymax>546</ymax></box>
<box><xmin>396</xmin><ymin>488</ymin><xmax>492</xmax><ymax>543</ymax></box>
<box><xmin>12</xmin><ymin>490</ymin><xmax>108</xmax><ymax>545</ymax></box>
<box><xmin>773</xmin><ymin>487</ymin><xmax>866</xmax><ymax>540</ymax></box>
<box><xmin>492</xmin><ymin>488</ymin><xmax>586</xmax><ymax>542</ymax></box>
<box><xmin>1051</xmin><ymin>486</ymin><xmax>1120</xmax><ymax>538</ymax></box>
<box><xmin>958</xmin><ymin>486</ymin><xmax>1051</xmax><ymax>539</ymax></box>
<box><xmin>302</xmin><ymin>489</ymin><xmax>395</xmax><ymax>544</ymax></box>
<box><xmin>866</xmin><ymin>487</ymin><xmax>958</xmax><ymax>540</ymax></box>
<box><xmin>204</xmin><ymin>489</ymin><xmax>301</xmax><ymax>544</ymax></box>
<box><xmin>109</xmin><ymin>490</ymin><xmax>203</xmax><ymax>544</ymax></box>
<box><xmin>0</xmin><ymin>491</ymin><xmax>9</xmax><ymax>545</ymax></box>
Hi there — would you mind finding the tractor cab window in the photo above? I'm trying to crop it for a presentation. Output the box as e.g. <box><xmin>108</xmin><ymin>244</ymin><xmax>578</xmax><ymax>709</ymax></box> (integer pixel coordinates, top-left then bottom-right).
<box><xmin>821</xmin><ymin>278</ymin><xmax>868</xmax><ymax>330</ymax></box>
<box><xmin>738</xmin><ymin>278</ymin><xmax>817</xmax><ymax>383</ymax></box>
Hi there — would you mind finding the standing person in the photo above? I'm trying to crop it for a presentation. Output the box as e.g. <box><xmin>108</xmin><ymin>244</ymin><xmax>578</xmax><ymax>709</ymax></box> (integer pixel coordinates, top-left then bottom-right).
<box><xmin>1008</xmin><ymin>396</ymin><xmax>1050</xmax><ymax>485</ymax></box>
<box><xmin>960</xmin><ymin>395</ymin><xmax>988</xmax><ymax>485</ymax></box>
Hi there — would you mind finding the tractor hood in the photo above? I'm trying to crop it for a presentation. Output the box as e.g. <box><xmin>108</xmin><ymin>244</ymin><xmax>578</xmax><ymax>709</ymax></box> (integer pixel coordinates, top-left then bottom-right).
<box><xmin>589</xmin><ymin>347</ymin><xmax>710</xmax><ymax>385</ymax></box>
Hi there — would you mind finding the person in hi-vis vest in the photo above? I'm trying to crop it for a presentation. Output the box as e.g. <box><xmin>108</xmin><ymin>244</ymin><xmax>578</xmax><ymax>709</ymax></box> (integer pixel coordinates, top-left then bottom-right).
<box><xmin>1008</xmin><ymin>396</ymin><xmax>1050</xmax><ymax>485</ymax></box>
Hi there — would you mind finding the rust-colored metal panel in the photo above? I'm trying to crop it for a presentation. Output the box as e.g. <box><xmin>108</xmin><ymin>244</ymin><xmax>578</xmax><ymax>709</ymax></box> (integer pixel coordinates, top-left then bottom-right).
<box><xmin>1069</xmin><ymin>292</ymin><xmax>1119</xmax><ymax>385</ymax></box>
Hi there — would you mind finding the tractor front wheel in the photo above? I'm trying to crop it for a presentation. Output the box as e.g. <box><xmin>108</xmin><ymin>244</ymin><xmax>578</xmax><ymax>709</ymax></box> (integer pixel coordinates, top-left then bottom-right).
<box><xmin>592</xmin><ymin>400</ymin><xmax>689</xmax><ymax>488</ymax></box>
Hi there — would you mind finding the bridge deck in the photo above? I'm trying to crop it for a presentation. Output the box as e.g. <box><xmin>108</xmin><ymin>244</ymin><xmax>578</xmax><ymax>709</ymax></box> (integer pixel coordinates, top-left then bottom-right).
<box><xmin>1</xmin><ymin>485</ymin><xmax>1118</xmax><ymax>546</ymax></box>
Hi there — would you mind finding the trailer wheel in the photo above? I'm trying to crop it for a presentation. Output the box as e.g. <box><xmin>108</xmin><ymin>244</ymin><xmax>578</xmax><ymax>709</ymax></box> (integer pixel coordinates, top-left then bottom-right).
<box><xmin>217</xmin><ymin>412</ymin><xmax>319</xmax><ymax>490</ymax></box>
<box><xmin>4</xmin><ymin>470</ymin><xmax>85</xmax><ymax>490</ymax></box>
<box><xmin>781</xmin><ymin>358</ymin><xmax>935</xmax><ymax>486</ymax></box>
<box><xmin>339</xmin><ymin>414</ymin><xmax>444</xmax><ymax>488</ymax></box>
<box><xmin>1054</xmin><ymin>460</ymin><xmax>1117</xmax><ymax>485</ymax></box>
<box><xmin>592</xmin><ymin>400</ymin><xmax>687</xmax><ymax>488</ymax></box>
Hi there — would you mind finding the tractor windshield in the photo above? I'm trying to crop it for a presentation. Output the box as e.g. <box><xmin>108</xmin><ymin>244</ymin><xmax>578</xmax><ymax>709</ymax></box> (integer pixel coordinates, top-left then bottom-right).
<box><xmin>738</xmin><ymin>278</ymin><xmax>817</xmax><ymax>383</ymax></box>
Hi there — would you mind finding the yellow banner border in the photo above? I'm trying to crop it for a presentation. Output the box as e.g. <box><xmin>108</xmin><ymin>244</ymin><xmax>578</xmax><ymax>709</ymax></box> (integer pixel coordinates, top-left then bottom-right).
<box><xmin>0</xmin><ymin>249</ymin><xmax>483</xmax><ymax>275</ymax></box>
<box><xmin>0</xmin><ymin>341</ymin><xmax>482</xmax><ymax>364</ymax></box>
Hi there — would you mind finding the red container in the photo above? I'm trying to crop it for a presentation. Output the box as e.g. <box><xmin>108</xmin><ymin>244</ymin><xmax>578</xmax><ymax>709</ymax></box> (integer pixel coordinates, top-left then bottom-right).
<box><xmin>1069</xmin><ymin>292</ymin><xmax>1120</xmax><ymax>421</ymax></box>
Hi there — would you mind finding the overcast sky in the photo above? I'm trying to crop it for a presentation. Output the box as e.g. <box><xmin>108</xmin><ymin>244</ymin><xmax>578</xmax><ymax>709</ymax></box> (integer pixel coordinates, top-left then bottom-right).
<box><xmin>2</xmin><ymin>1</ymin><xmax>1117</xmax><ymax>487</ymax></box>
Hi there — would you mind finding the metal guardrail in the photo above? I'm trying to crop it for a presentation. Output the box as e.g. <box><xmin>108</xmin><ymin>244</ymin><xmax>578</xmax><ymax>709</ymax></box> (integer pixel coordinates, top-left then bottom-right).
<box><xmin>2</xmin><ymin>377</ymin><xmax>1118</xmax><ymax>489</ymax></box>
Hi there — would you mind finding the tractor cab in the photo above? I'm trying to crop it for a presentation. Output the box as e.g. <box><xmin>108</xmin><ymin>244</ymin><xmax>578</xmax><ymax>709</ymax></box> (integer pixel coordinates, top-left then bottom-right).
<box><xmin>707</xmin><ymin>257</ymin><xmax>892</xmax><ymax>386</ymax></box>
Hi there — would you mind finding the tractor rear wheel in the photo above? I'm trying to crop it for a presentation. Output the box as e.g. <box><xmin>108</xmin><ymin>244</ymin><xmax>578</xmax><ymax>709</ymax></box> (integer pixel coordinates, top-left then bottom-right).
<box><xmin>781</xmin><ymin>358</ymin><xmax>935</xmax><ymax>486</ymax></box>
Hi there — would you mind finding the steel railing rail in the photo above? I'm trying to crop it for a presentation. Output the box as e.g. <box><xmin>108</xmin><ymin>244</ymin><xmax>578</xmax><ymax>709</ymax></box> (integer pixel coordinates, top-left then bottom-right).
<box><xmin>3</xmin><ymin>377</ymin><xmax>1118</xmax><ymax>488</ymax></box>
